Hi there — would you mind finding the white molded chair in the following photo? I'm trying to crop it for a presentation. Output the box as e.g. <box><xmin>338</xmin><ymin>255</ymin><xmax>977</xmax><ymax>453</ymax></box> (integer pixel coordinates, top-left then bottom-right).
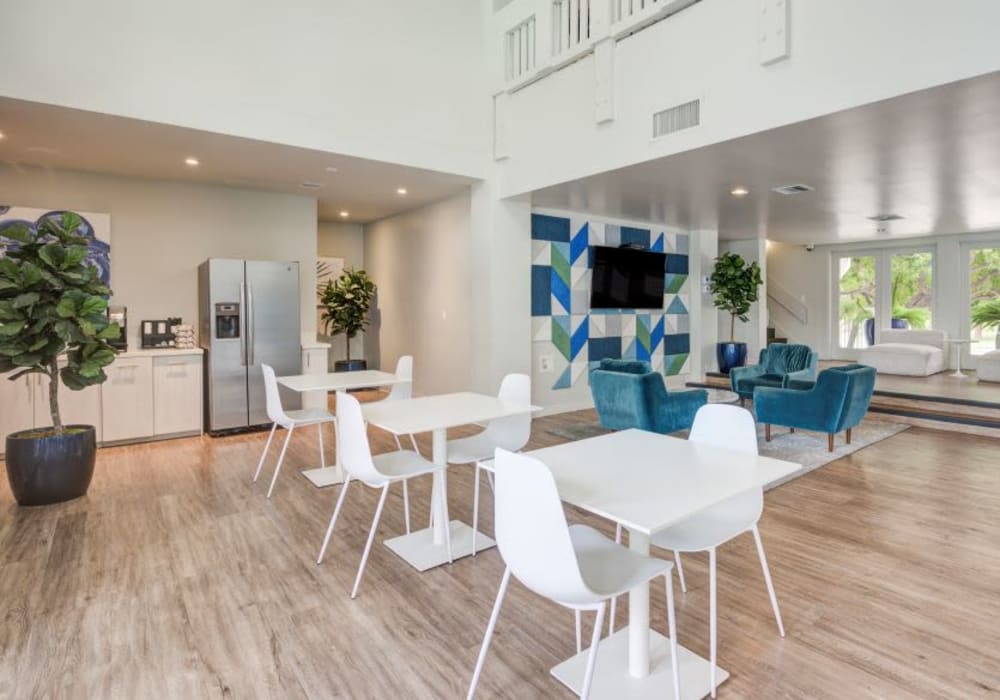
<box><xmin>370</xmin><ymin>355</ymin><xmax>421</xmax><ymax>532</ymax></box>
<box><xmin>467</xmin><ymin>449</ymin><xmax>680</xmax><ymax>700</ymax></box>
<box><xmin>654</xmin><ymin>403</ymin><xmax>785</xmax><ymax>697</ymax></box>
<box><xmin>254</xmin><ymin>365</ymin><xmax>337</xmax><ymax>499</ymax></box>
<box><xmin>316</xmin><ymin>392</ymin><xmax>452</xmax><ymax>599</ymax></box>
<box><xmin>446</xmin><ymin>374</ymin><xmax>531</xmax><ymax>553</ymax></box>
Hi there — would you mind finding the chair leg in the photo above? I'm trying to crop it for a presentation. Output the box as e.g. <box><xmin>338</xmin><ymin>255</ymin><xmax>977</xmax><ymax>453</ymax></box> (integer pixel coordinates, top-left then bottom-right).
<box><xmin>709</xmin><ymin>546</ymin><xmax>718</xmax><ymax>698</ymax></box>
<box><xmin>752</xmin><ymin>525</ymin><xmax>785</xmax><ymax>637</ymax></box>
<box><xmin>765</xmin><ymin>424</ymin><xmax>772</xmax><ymax>442</ymax></box>
<box><xmin>575</xmin><ymin>609</ymin><xmax>582</xmax><ymax>654</ymax></box>
<box><xmin>828</xmin><ymin>433</ymin><xmax>834</xmax><ymax>452</ymax></box>
<box><xmin>441</xmin><ymin>470</ymin><xmax>454</xmax><ymax>564</ymax></box>
<box><xmin>266</xmin><ymin>424</ymin><xmax>295</xmax><ymax>499</ymax></box>
<box><xmin>846</xmin><ymin>427</ymin><xmax>852</xmax><ymax>445</ymax></box>
<box><xmin>393</xmin><ymin>433</ymin><xmax>403</xmax><ymax>451</ymax></box>
<box><xmin>472</xmin><ymin>464</ymin><xmax>481</xmax><ymax>556</ymax></box>
<box><xmin>486</xmin><ymin>471</ymin><xmax>494</xmax><ymax>492</ymax></box>
<box><xmin>317</xmin><ymin>476</ymin><xmax>352</xmax><ymax>564</ymax></box>
<box><xmin>467</xmin><ymin>566</ymin><xmax>512</xmax><ymax>700</ymax></box>
<box><xmin>409</xmin><ymin>433</ymin><xmax>421</xmax><ymax>456</ymax></box>
<box><xmin>789</xmin><ymin>427</ymin><xmax>795</xmax><ymax>433</ymax></box>
<box><xmin>581</xmin><ymin>603</ymin><xmax>607</xmax><ymax>700</ymax></box>
<box><xmin>402</xmin><ymin>479</ymin><xmax>411</xmax><ymax>534</ymax></box>
<box><xmin>351</xmin><ymin>483</ymin><xmax>391</xmax><ymax>599</ymax></box>
<box><xmin>665</xmin><ymin>573</ymin><xmax>681</xmax><ymax>700</ymax></box>
<box><xmin>318</xmin><ymin>422</ymin><xmax>326</xmax><ymax>469</ymax></box>
<box><xmin>675</xmin><ymin>551</ymin><xmax>688</xmax><ymax>593</ymax></box>
<box><xmin>254</xmin><ymin>423</ymin><xmax>277</xmax><ymax>482</ymax></box>
<box><xmin>609</xmin><ymin>523</ymin><xmax>623</xmax><ymax>635</ymax></box>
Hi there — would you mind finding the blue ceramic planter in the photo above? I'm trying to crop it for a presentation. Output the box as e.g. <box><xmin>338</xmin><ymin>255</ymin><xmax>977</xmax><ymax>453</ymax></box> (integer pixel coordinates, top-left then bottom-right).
<box><xmin>863</xmin><ymin>318</ymin><xmax>909</xmax><ymax>346</ymax></box>
<box><xmin>716</xmin><ymin>342</ymin><xmax>748</xmax><ymax>375</ymax></box>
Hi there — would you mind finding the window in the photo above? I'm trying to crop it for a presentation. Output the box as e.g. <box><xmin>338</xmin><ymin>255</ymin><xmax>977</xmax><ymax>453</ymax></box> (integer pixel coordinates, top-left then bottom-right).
<box><xmin>890</xmin><ymin>251</ymin><xmax>933</xmax><ymax>331</ymax></box>
<box><xmin>837</xmin><ymin>255</ymin><xmax>875</xmax><ymax>349</ymax></box>
<box><xmin>969</xmin><ymin>246</ymin><xmax>1000</xmax><ymax>355</ymax></box>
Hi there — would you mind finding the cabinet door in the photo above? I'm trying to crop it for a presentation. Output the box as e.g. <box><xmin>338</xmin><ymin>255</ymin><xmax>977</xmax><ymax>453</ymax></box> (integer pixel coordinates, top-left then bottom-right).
<box><xmin>153</xmin><ymin>355</ymin><xmax>203</xmax><ymax>436</ymax></box>
<box><xmin>33</xmin><ymin>373</ymin><xmax>103</xmax><ymax>441</ymax></box>
<box><xmin>0</xmin><ymin>371</ymin><xmax>35</xmax><ymax>453</ymax></box>
<box><xmin>101</xmin><ymin>358</ymin><xmax>154</xmax><ymax>443</ymax></box>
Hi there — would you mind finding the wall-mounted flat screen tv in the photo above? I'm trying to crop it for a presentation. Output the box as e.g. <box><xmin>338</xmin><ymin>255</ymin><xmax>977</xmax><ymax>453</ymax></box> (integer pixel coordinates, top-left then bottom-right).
<box><xmin>589</xmin><ymin>246</ymin><xmax>666</xmax><ymax>310</ymax></box>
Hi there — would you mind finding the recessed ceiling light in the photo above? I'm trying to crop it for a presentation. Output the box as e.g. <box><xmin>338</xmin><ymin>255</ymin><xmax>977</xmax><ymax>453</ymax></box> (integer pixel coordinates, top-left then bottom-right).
<box><xmin>325</xmin><ymin>166</ymin><xmax>339</xmax><ymax>173</ymax></box>
<box><xmin>396</xmin><ymin>187</ymin><xmax>408</xmax><ymax>195</ymax></box>
<box><xmin>0</xmin><ymin>131</ymin><xmax>5</xmax><ymax>140</ymax></box>
<box><xmin>339</xmin><ymin>211</ymin><xmax>349</xmax><ymax>218</ymax></box>
<box><xmin>730</xmin><ymin>187</ymin><xmax>749</xmax><ymax>197</ymax></box>
<box><xmin>184</xmin><ymin>157</ymin><xmax>199</xmax><ymax>166</ymax></box>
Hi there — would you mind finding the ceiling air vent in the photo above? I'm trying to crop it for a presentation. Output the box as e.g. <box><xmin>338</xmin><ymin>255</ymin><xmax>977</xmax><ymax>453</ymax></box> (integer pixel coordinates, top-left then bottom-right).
<box><xmin>299</xmin><ymin>181</ymin><xmax>323</xmax><ymax>190</ymax></box>
<box><xmin>652</xmin><ymin>99</ymin><xmax>700</xmax><ymax>138</ymax></box>
<box><xmin>867</xmin><ymin>214</ymin><xmax>904</xmax><ymax>222</ymax></box>
<box><xmin>771</xmin><ymin>184</ymin><xmax>814</xmax><ymax>195</ymax></box>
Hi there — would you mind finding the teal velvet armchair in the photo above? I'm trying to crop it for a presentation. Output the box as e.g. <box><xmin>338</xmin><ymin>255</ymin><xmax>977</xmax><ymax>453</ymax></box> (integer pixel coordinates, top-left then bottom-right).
<box><xmin>754</xmin><ymin>364</ymin><xmax>876</xmax><ymax>451</ymax></box>
<box><xmin>730</xmin><ymin>343</ymin><xmax>819</xmax><ymax>401</ymax></box>
<box><xmin>589</xmin><ymin>359</ymin><xmax>708</xmax><ymax>434</ymax></box>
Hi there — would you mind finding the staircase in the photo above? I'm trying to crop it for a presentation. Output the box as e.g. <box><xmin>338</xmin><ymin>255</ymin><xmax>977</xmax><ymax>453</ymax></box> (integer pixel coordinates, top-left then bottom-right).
<box><xmin>767</xmin><ymin>327</ymin><xmax>787</xmax><ymax>345</ymax></box>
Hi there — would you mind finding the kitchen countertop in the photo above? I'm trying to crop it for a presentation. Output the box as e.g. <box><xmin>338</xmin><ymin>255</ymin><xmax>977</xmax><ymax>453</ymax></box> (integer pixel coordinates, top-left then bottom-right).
<box><xmin>117</xmin><ymin>347</ymin><xmax>204</xmax><ymax>359</ymax></box>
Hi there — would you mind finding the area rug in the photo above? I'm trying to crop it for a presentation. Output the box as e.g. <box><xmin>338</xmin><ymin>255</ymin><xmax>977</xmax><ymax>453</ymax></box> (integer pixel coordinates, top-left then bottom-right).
<box><xmin>544</xmin><ymin>419</ymin><xmax>909</xmax><ymax>489</ymax></box>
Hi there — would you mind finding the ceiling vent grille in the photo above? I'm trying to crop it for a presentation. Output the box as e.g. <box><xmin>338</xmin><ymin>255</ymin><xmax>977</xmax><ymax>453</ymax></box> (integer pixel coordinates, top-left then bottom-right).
<box><xmin>652</xmin><ymin>99</ymin><xmax>700</xmax><ymax>138</ymax></box>
<box><xmin>867</xmin><ymin>214</ymin><xmax>904</xmax><ymax>222</ymax></box>
<box><xmin>771</xmin><ymin>184</ymin><xmax>814</xmax><ymax>195</ymax></box>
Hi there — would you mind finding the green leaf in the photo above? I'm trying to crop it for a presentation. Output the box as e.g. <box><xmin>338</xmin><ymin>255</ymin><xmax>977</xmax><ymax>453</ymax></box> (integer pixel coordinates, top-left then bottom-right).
<box><xmin>12</xmin><ymin>292</ymin><xmax>40</xmax><ymax>308</ymax></box>
<box><xmin>0</xmin><ymin>258</ymin><xmax>19</xmax><ymax>281</ymax></box>
<box><xmin>79</xmin><ymin>296</ymin><xmax>107</xmax><ymax>317</ymax></box>
<box><xmin>21</xmin><ymin>263</ymin><xmax>43</xmax><ymax>286</ymax></box>
<box><xmin>38</xmin><ymin>243</ymin><xmax>66</xmax><ymax>270</ymax></box>
<box><xmin>0</xmin><ymin>320</ymin><xmax>26</xmax><ymax>336</ymax></box>
<box><xmin>0</xmin><ymin>222</ymin><xmax>32</xmax><ymax>244</ymax></box>
<box><xmin>12</xmin><ymin>352</ymin><xmax>42</xmax><ymax>366</ymax></box>
<box><xmin>98</xmin><ymin>322</ymin><xmax>122</xmax><ymax>340</ymax></box>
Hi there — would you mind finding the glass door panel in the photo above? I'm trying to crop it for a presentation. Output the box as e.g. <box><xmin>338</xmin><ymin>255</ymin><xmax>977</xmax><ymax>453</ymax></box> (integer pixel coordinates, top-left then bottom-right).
<box><xmin>969</xmin><ymin>247</ymin><xmax>1000</xmax><ymax>355</ymax></box>
<box><xmin>889</xmin><ymin>252</ymin><xmax>933</xmax><ymax>331</ymax></box>
<box><xmin>837</xmin><ymin>255</ymin><xmax>876</xmax><ymax>349</ymax></box>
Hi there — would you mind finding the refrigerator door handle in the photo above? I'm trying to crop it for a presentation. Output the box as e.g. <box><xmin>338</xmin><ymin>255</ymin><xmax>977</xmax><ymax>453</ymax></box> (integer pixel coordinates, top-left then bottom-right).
<box><xmin>247</xmin><ymin>283</ymin><xmax>256</xmax><ymax>367</ymax></box>
<box><xmin>239</xmin><ymin>281</ymin><xmax>248</xmax><ymax>367</ymax></box>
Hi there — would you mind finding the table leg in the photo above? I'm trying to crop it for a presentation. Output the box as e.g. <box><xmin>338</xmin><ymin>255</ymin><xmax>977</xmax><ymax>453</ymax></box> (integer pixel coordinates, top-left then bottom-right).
<box><xmin>300</xmin><ymin>394</ymin><xmax>346</xmax><ymax>487</ymax></box>
<box><xmin>627</xmin><ymin>529</ymin><xmax>651</xmax><ymax>678</ymax></box>
<box><xmin>951</xmin><ymin>347</ymin><xmax>966</xmax><ymax>378</ymax></box>
<box><xmin>431</xmin><ymin>427</ymin><xmax>448</xmax><ymax>546</ymax></box>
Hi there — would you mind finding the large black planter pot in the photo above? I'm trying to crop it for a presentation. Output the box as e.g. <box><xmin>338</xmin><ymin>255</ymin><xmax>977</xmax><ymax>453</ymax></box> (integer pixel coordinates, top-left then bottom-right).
<box><xmin>334</xmin><ymin>359</ymin><xmax>367</xmax><ymax>372</ymax></box>
<box><xmin>5</xmin><ymin>425</ymin><xmax>96</xmax><ymax>506</ymax></box>
<box><xmin>716</xmin><ymin>342</ymin><xmax>748</xmax><ymax>375</ymax></box>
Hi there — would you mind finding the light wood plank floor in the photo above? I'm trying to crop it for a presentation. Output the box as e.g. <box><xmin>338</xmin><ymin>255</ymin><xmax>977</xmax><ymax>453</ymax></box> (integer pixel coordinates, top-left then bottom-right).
<box><xmin>2</xmin><ymin>398</ymin><xmax>999</xmax><ymax>699</ymax></box>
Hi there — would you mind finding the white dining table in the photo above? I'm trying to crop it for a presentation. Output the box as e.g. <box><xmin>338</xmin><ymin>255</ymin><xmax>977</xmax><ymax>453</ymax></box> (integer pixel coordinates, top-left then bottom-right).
<box><xmin>482</xmin><ymin>428</ymin><xmax>801</xmax><ymax>700</ymax></box>
<box><xmin>361</xmin><ymin>392</ymin><xmax>540</xmax><ymax>572</ymax></box>
<box><xmin>277</xmin><ymin>370</ymin><xmax>404</xmax><ymax>487</ymax></box>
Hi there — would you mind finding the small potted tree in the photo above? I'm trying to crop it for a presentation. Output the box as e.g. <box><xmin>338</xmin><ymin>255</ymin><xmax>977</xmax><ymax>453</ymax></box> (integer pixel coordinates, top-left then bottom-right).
<box><xmin>319</xmin><ymin>268</ymin><xmax>376</xmax><ymax>371</ymax></box>
<box><xmin>972</xmin><ymin>298</ymin><xmax>1000</xmax><ymax>350</ymax></box>
<box><xmin>0</xmin><ymin>212</ymin><xmax>121</xmax><ymax>505</ymax></box>
<box><xmin>709</xmin><ymin>251</ymin><xmax>763</xmax><ymax>374</ymax></box>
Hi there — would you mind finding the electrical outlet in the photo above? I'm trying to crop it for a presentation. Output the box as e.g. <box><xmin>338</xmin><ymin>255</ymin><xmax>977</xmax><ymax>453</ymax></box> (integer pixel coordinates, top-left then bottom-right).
<box><xmin>538</xmin><ymin>354</ymin><xmax>553</xmax><ymax>373</ymax></box>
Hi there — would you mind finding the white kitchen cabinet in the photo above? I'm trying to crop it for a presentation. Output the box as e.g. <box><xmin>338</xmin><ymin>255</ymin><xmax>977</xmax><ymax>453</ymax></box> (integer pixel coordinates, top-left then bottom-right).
<box><xmin>101</xmin><ymin>357</ymin><xmax>154</xmax><ymax>443</ymax></box>
<box><xmin>0</xmin><ymin>371</ymin><xmax>36</xmax><ymax>448</ymax></box>
<box><xmin>153</xmin><ymin>354</ymin><xmax>203</xmax><ymax>436</ymax></box>
<box><xmin>33</xmin><ymin>372</ymin><xmax>103</xmax><ymax>440</ymax></box>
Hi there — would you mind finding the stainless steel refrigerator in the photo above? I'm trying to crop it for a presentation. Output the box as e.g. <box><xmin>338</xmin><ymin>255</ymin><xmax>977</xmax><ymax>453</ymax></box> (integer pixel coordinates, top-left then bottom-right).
<box><xmin>198</xmin><ymin>259</ymin><xmax>301</xmax><ymax>434</ymax></box>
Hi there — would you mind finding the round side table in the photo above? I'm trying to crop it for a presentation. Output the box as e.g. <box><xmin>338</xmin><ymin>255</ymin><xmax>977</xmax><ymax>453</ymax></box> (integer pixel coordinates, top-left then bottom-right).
<box><xmin>945</xmin><ymin>339</ymin><xmax>973</xmax><ymax>378</ymax></box>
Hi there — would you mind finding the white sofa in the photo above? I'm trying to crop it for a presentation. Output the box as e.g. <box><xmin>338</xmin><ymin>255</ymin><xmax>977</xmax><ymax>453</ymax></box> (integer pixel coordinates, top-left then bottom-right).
<box><xmin>858</xmin><ymin>329</ymin><xmax>947</xmax><ymax>376</ymax></box>
<box><xmin>977</xmin><ymin>337</ymin><xmax>1000</xmax><ymax>382</ymax></box>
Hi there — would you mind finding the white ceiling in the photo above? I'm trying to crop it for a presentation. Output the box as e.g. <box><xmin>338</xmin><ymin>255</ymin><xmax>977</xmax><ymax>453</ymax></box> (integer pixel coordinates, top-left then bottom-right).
<box><xmin>0</xmin><ymin>98</ymin><xmax>477</xmax><ymax>223</ymax></box>
<box><xmin>532</xmin><ymin>71</ymin><xmax>1000</xmax><ymax>244</ymax></box>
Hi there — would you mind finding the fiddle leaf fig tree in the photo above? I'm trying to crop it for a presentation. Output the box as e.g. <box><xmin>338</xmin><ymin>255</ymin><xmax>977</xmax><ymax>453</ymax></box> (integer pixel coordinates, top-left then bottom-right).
<box><xmin>709</xmin><ymin>252</ymin><xmax>764</xmax><ymax>342</ymax></box>
<box><xmin>0</xmin><ymin>212</ymin><xmax>121</xmax><ymax>434</ymax></box>
<box><xmin>319</xmin><ymin>268</ymin><xmax>376</xmax><ymax>362</ymax></box>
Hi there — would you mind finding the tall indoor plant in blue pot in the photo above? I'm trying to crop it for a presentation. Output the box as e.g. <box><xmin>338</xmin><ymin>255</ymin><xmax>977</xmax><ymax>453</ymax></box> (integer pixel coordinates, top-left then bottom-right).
<box><xmin>320</xmin><ymin>268</ymin><xmax>376</xmax><ymax>372</ymax></box>
<box><xmin>0</xmin><ymin>212</ymin><xmax>120</xmax><ymax>505</ymax></box>
<box><xmin>710</xmin><ymin>252</ymin><xmax>763</xmax><ymax>374</ymax></box>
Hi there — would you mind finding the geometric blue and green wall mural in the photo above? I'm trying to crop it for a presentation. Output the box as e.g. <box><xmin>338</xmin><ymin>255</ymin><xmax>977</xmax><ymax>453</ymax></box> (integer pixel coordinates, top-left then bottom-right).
<box><xmin>531</xmin><ymin>212</ymin><xmax>691</xmax><ymax>391</ymax></box>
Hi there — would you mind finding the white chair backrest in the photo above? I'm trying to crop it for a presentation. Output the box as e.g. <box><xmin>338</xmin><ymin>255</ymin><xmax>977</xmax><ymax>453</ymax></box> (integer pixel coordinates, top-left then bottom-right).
<box><xmin>689</xmin><ymin>404</ymin><xmax>758</xmax><ymax>454</ymax></box>
<box><xmin>878</xmin><ymin>328</ymin><xmax>946</xmax><ymax>349</ymax></box>
<box><xmin>482</xmin><ymin>373</ymin><xmax>532</xmax><ymax>452</ymax></box>
<box><xmin>387</xmin><ymin>355</ymin><xmax>413</xmax><ymax>401</ymax></box>
<box><xmin>494</xmin><ymin>448</ymin><xmax>593</xmax><ymax>605</ymax></box>
<box><xmin>336</xmin><ymin>392</ymin><xmax>383</xmax><ymax>484</ymax></box>
<box><xmin>689</xmin><ymin>403</ymin><xmax>763</xmax><ymax>521</ymax></box>
<box><xmin>261</xmin><ymin>365</ymin><xmax>290</xmax><ymax>425</ymax></box>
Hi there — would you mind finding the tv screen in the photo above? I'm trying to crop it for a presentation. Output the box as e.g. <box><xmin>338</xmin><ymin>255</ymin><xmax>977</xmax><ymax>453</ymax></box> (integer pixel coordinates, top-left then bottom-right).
<box><xmin>590</xmin><ymin>246</ymin><xmax>666</xmax><ymax>310</ymax></box>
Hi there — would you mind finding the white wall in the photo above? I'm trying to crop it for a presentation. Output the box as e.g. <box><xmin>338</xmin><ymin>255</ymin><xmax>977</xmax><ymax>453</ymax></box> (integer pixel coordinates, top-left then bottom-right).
<box><xmin>494</xmin><ymin>0</ymin><xmax>1000</xmax><ymax>195</ymax></box>
<box><xmin>363</xmin><ymin>191</ymin><xmax>475</xmax><ymax>394</ymax></box>
<box><xmin>0</xmin><ymin>164</ymin><xmax>318</xmax><ymax>349</ymax></box>
<box><xmin>0</xmin><ymin>0</ymin><xmax>488</xmax><ymax>178</ymax></box>
<box><xmin>767</xmin><ymin>231</ymin><xmax>1000</xmax><ymax>369</ymax></box>
<box><xmin>317</xmin><ymin>221</ymin><xmax>366</xmax><ymax>365</ymax></box>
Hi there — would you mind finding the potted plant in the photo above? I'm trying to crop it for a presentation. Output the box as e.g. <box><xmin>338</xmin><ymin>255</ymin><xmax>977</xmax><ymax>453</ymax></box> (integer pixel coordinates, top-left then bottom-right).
<box><xmin>0</xmin><ymin>212</ymin><xmax>120</xmax><ymax>505</ymax></box>
<box><xmin>709</xmin><ymin>252</ymin><xmax>763</xmax><ymax>374</ymax></box>
<box><xmin>319</xmin><ymin>268</ymin><xmax>376</xmax><ymax>371</ymax></box>
<box><xmin>972</xmin><ymin>298</ymin><xmax>1000</xmax><ymax>350</ymax></box>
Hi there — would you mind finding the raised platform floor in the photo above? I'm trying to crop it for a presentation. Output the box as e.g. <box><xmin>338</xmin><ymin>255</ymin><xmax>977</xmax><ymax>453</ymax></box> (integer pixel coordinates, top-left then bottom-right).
<box><xmin>690</xmin><ymin>361</ymin><xmax>1000</xmax><ymax>437</ymax></box>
